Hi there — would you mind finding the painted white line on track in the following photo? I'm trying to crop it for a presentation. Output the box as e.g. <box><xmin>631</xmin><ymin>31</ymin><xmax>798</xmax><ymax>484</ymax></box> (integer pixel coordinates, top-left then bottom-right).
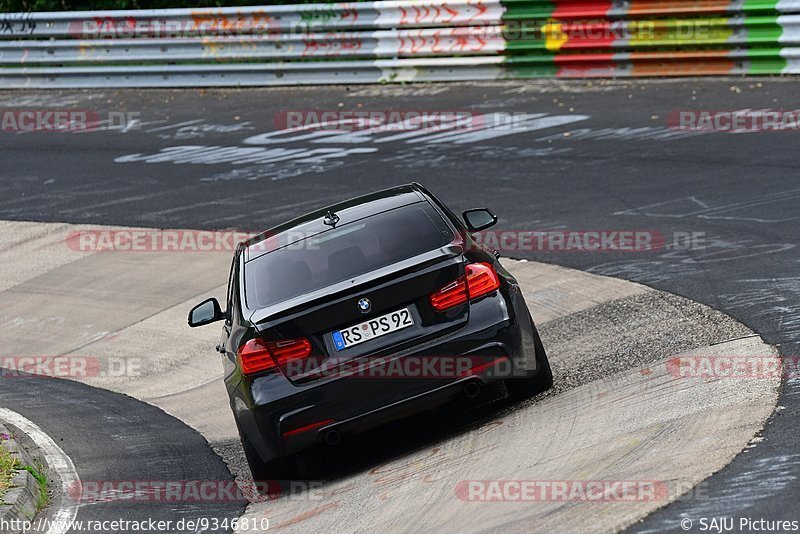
<box><xmin>0</xmin><ymin>408</ymin><xmax>80</xmax><ymax>534</ymax></box>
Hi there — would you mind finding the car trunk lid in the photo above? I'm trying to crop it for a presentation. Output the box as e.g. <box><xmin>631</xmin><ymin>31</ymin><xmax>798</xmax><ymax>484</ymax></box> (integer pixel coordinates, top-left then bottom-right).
<box><xmin>250</xmin><ymin>245</ymin><xmax>467</xmax><ymax>384</ymax></box>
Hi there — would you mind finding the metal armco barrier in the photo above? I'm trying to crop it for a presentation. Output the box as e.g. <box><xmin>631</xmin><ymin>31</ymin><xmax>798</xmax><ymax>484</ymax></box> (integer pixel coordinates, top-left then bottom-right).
<box><xmin>2</xmin><ymin>0</ymin><xmax>800</xmax><ymax>88</ymax></box>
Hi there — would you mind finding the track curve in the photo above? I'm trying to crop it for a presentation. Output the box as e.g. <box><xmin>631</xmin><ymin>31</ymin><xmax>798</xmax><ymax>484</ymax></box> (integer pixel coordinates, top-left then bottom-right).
<box><xmin>238</xmin><ymin>337</ymin><xmax>777</xmax><ymax>533</ymax></box>
<box><xmin>0</xmin><ymin>375</ymin><xmax>244</xmax><ymax>533</ymax></box>
<box><xmin>1</xmin><ymin>79</ymin><xmax>798</xmax><ymax>530</ymax></box>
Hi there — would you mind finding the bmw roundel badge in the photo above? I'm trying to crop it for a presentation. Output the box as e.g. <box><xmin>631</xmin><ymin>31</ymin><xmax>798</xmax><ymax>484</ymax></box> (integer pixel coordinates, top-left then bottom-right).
<box><xmin>357</xmin><ymin>298</ymin><xmax>372</xmax><ymax>313</ymax></box>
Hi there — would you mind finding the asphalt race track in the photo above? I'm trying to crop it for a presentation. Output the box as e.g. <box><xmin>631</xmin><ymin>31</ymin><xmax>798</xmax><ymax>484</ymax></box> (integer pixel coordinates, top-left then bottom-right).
<box><xmin>1</xmin><ymin>78</ymin><xmax>799</xmax><ymax>532</ymax></box>
<box><xmin>0</xmin><ymin>375</ymin><xmax>244</xmax><ymax>531</ymax></box>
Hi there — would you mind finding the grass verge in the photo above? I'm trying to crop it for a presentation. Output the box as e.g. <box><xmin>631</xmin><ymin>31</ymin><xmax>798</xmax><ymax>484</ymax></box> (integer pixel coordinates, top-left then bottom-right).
<box><xmin>0</xmin><ymin>440</ymin><xmax>18</xmax><ymax>502</ymax></box>
<box><xmin>20</xmin><ymin>464</ymin><xmax>49</xmax><ymax>510</ymax></box>
<box><xmin>0</xmin><ymin>434</ymin><xmax>48</xmax><ymax>510</ymax></box>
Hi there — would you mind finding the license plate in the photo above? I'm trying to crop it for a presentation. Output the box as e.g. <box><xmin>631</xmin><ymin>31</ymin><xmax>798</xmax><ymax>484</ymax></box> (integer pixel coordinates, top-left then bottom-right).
<box><xmin>331</xmin><ymin>307</ymin><xmax>414</xmax><ymax>351</ymax></box>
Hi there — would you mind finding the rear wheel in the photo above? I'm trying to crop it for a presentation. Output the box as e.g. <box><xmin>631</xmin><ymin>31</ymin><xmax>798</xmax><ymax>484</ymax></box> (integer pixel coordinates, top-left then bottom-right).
<box><xmin>506</xmin><ymin>327</ymin><xmax>553</xmax><ymax>400</ymax></box>
<box><xmin>237</xmin><ymin>422</ymin><xmax>300</xmax><ymax>483</ymax></box>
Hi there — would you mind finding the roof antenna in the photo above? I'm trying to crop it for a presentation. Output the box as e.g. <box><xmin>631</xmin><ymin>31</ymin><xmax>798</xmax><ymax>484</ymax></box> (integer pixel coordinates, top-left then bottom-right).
<box><xmin>323</xmin><ymin>210</ymin><xmax>340</xmax><ymax>227</ymax></box>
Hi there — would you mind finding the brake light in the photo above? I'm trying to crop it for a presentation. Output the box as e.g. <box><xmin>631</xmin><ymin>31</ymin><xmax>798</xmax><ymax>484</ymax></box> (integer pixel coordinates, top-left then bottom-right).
<box><xmin>465</xmin><ymin>262</ymin><xmax>501</xmax><ymax>300</ymax></box>
<box><xmin>429</xmin><ymin>262</ymin><xmax>500</xmax><ymax>311</ymax></box>
<box><xmin>430</xmin><ymin>278</ymin><xmax>468</xmax><ymax>311</ymax></box>
<box><xmin>237</xmin><ymin>337</ymin><xmax>312</xmax><ymax>375</ymax></box>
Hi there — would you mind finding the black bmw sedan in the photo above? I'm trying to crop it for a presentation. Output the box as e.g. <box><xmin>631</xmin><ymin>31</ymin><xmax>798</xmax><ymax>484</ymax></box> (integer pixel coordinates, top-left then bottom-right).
<box><xmin>188</xmin><ymin>183</ymin><xmax>552</xmax><ymax>480</ymax></box>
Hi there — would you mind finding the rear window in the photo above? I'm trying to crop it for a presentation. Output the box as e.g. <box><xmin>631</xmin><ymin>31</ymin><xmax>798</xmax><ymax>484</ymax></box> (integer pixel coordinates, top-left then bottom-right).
<box><xmin>244</xmin><ymin>202</ymin><xmax>454</xmax><ymax>309</ymax></box>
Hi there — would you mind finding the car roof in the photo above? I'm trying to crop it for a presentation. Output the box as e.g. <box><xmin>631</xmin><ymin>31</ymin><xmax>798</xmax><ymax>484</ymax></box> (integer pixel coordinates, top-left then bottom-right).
<box><xmin>242</xmin><ymin>183</ymin><xmax>430</xmax><ymax>262</ymax></box>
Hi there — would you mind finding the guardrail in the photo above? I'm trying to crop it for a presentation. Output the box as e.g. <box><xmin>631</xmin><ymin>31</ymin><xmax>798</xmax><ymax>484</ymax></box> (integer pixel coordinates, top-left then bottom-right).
<box><xmin>2</xmin><ymin>0</ymin><xmax>800</xmax><ymax>88</ymax></box>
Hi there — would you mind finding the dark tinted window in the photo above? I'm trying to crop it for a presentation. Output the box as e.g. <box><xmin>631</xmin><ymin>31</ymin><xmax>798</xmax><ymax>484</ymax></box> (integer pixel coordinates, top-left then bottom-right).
<box><xmin>244</xmin><ymin>202</ymin><xmax>453</xmax><ymax>309</ymax></box>
<box><xmin>225</xmin><ymin>253</ymin><xmax>237</xmax><ymax>324</ymax></box>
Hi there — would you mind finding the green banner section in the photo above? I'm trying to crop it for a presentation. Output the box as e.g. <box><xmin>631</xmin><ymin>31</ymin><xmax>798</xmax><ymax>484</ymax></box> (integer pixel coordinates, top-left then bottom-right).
<box><xmin>744</xmin><ymin>47</ymin><xmax>788</xmax><ymax>73</ymax></box>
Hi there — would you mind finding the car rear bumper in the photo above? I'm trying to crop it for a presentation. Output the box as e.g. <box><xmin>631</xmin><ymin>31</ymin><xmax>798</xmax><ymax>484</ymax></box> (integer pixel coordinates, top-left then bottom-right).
<box><xmin>284</xmin><ymin>362</ymin><xmax>504</xmax><ymax>450</ymax></box>
<box><xmin>232</xmin><ymin>291</ymin><xmax>542</xmax><ymax>464</ymax></box>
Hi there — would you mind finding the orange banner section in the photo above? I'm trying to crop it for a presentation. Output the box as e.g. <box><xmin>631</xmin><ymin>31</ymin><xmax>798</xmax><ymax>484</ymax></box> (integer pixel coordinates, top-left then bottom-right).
<box><xmin>629</xmin><ymin>49</ymin><xmax>736</xmax><ymax>74</ymax></box>
<box><xmin>627</xmin><ymin>0</ymin><xmax>734</xmax><ymax>15</ymax></box>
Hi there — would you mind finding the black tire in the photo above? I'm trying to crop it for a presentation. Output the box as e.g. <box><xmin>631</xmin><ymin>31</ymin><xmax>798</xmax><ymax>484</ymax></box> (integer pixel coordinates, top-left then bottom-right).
<box><xmin>506</xmin><ymin>327</ymin><xmax>553</xmax><ymax>400</ymax></box>
<box><xmin>237</xmin><ymin>422</ymin><xmax>300</xmax><ymax>483</ymax></box>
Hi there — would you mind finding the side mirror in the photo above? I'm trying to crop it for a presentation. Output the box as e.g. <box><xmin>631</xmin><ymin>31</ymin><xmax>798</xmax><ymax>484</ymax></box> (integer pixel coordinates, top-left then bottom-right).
<box><xmin>188</xmin><ymin>298</ymin><xmax>224</xmax><ymax>327</ymax></box>
<box><xmin>462</xmin><ymin>208</ymin><xmax>497</xmax><ymax>232</ymax></box>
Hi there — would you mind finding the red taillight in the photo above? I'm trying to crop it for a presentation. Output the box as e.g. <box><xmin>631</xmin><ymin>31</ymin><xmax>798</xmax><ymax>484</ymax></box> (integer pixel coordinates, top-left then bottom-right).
<box><xmin>430</xmin><ymin>277</ymin><xmax>469</xmax><ymax>311</ymax></box>
<box><xmin>429</xmin><ymin>262</ymin><xmax>500</xmax><ymax>311</ymax></box>
<box><xmin>237</xmin><ymin>337</ymin><xmax>312</xmax><ymax>375</ymax></box>
<box><xmin>465</xmin><ymin>262</ymin><xmax>501</xmax><ymax>300</ymax></box>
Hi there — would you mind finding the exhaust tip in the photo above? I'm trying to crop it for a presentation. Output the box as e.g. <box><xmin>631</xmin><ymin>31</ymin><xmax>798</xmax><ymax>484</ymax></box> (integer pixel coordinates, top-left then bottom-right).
<box><xmin>324</xmin><ymin>429</ymin><xmax>342</xmax><ymax>446</ymax></box>
<box><xmin>463</xmin><ymin>382</ymin><xmax>481</xmax><ymax>399</ymax></box>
